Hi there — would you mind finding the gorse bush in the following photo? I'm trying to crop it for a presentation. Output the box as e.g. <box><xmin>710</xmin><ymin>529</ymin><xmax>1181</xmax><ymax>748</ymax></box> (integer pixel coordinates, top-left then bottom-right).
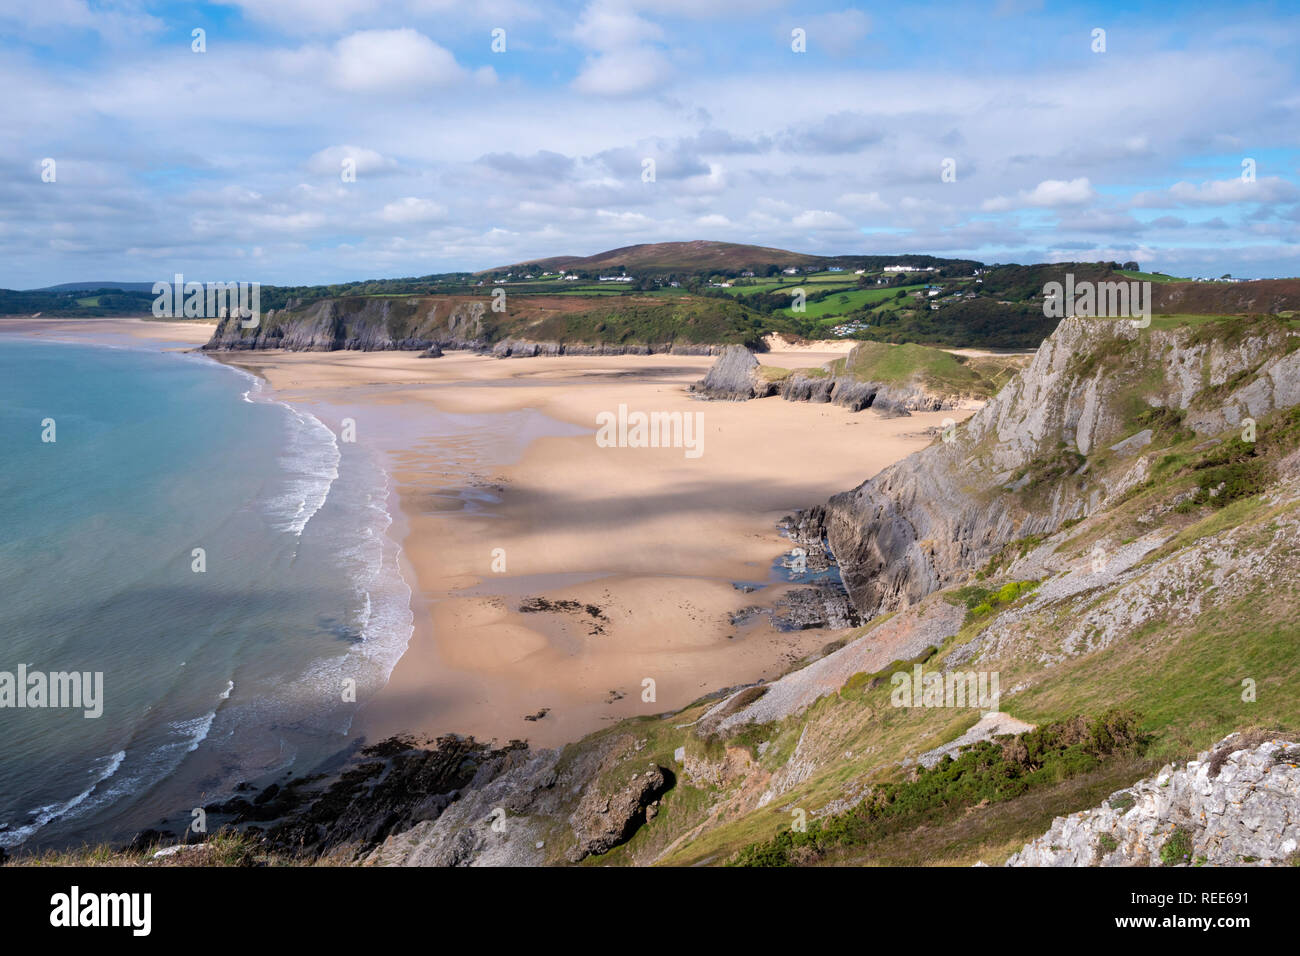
<box><xmin>730</xmin><ymin>709</ymin><xmax>1147</xmax><ymax>867</ymax></box>
<box><xmin>950</xmin><ymin>580</ymin><xmax>1039</xmax><ymax>622</ymax></box>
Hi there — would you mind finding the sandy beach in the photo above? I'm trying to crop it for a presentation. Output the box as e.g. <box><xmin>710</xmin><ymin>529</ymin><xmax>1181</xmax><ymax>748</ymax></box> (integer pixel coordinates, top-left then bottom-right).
<box><xmin>0</xmin><ymin>318</ymin><xmax>974</xmax><ymax>749</ymax></box>
<box><xmin>0</xmin><ymin>316</ymin><xmax>217</xmax><ymax>348</ymax></box>
<box><xmin>210</xmin><ymin>346</ymin><xmax>975</xmax><ymax>748</ymax></box>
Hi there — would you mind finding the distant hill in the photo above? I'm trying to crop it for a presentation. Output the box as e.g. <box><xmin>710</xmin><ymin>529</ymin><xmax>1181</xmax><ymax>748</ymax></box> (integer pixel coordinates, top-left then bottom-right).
<box><xmin>31</xmin><ymin>281</ymin><xmax>160</xmax><ymax>293</ymax></box>
<box><xmin>1152</xmin><ymin>278</ymin><xmax>1300</xmax><ymax>315</ymax></box>
<box><xmin>484</xmin><ymin>240</ymin><xmax>966</xmax><ymax>277</ymax></box>
<box><xmin>488</xmin><ymin>240</ymin><xmax>822</xmax><ymax>276</ymax></box>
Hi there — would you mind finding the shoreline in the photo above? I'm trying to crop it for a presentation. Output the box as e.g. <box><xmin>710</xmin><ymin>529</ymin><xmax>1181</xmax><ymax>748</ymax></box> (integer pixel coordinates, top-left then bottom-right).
<box><xmin>0</xmin><ymin>319</ymin><xmax>977</xmax><ymax>755</ymax></box>
<box><xmin>0</xmin><ymin>320</ymin><xmax>417</xmax><ymax>852</ymax></box>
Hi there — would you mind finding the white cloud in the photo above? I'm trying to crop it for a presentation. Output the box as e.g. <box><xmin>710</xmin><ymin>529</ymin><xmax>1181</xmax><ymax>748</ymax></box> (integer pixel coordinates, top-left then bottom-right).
<box><xmin>793</xmin><ymin>210</ymin><xmax>855</xmax><ymax>229</ymax></box>
<box><xmin>571</xmin><ymin>0</ymin><xmax>673</xmax><ymax>96</ymax></box>
<box><xmin>573</xmin><ymin>2</ymin><xmax>664</xmax><ymax>49</ymax></box>
<box><xmin>837</xmin><ymin>191</ymin><xmax>888</xmax><ymax>213</ymax></box>
<box><xmin>305</xmin><ymin>145</ymin><xmax>398</xmax><ymax>176</ymax></box>
<box><xmin>331</xmin><ymin>29</ymin><xmax>467</xmax><ymax>92</ymax></box>
<box><xmin>379</xmin><ymin>197</ymin><xmax>448</xmax><ymax>223</ymax></box>
<box><xmin>694</xmin><ymin>213</ymin><xmax>733</xmax><ymax>230</ymax></box>
<box><xmin>982</xmin><ymin>177</ymin><xmax>1096</xmax><ymax>211</ymax></box>
<box><xmin>0</xmin><ymin>0</ymin><xmax>162</xmax><ymax>40</ymax></box>
<box><xmin>573</xmin><ymin>48</ymin><xmax>672</xmax><ymax>96</ymax></box>
<box><xmin>804</xmin><ymin>9</ymin><xmax>872</xmax><ymax>58</ymax></box>
<box><xmin>1132</xmin><ymin>176</ymin><xmax>1300</xmax><ymax>207</ymax></box>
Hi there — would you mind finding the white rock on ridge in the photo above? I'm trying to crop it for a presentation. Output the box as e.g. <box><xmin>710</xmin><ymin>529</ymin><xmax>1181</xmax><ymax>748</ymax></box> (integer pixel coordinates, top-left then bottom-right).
<box><xmin>1006</xmin><ymin>733</ymin><xmax>1300</xmax><ymax>866</ymax></box>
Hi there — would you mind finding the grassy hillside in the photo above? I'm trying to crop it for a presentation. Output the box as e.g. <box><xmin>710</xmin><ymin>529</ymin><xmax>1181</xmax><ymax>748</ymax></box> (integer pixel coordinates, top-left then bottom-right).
<box><xmin>498</xmin><ymin>294</ymin><xmax>784</xmax><ymax>346</ymax></box>
<box><xmin>828</xmin><ymin>341</ymin><xmax>990</xmax><ymax>394</ymax></box>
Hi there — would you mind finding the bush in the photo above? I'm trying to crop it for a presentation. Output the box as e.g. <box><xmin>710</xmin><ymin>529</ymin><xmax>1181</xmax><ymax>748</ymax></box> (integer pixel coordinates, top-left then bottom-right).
<box><xmin>949</xmin><ymin>580</ymin><xmax>1039</xmax><ymax>623</ymax></box>
<box><xmin>731</xmin><ymin>709</ymin><xmax>1147</xmax><ymax>866</ymax></box>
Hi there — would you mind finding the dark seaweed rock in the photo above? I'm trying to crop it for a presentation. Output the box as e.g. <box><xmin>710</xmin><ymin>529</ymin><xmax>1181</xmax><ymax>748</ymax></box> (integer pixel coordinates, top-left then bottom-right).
<box><xmin>770</xmin><ymin>584</ymin><xmax>861</xmax><ymax>631</ymax></box>
<box><xmin>262</xmin><ymin>735</ymin><xmax>531</xmax><ymax>859</ymax></box>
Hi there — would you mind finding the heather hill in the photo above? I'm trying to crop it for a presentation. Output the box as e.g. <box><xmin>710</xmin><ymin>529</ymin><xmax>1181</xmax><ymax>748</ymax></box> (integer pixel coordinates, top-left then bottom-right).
<box><xmin>491</xmin><ymin>240</ymin><xmax>826</xmax><ymax>276</ymax></box>
<box><xmin>484</xmin><ymin>240</ymin><xmax>969</xmax><ymax>277</ymax></box>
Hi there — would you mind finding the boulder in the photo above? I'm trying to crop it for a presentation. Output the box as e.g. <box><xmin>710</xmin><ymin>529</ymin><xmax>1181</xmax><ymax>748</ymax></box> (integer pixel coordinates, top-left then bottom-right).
<box><xmin>567</xmin><ymin>761</ymin><xmax>670</xmax><ymax>862</ymax></box>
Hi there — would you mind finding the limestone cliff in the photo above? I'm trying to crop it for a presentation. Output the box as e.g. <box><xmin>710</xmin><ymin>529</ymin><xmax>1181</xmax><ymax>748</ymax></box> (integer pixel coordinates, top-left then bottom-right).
<box><xmin>204</xmin><ymin>295</ymin><xmax>490</xmax><ymax>351</ymax></box>
<box><xmin>814</xmin><ymin>316</ymin><xmax>1300</xmax><ymax>618</ymax></box>
<box><xmin>204</xmin><ymin>293</ymin><xmax>750</xmax><ymax>355</ymax></box>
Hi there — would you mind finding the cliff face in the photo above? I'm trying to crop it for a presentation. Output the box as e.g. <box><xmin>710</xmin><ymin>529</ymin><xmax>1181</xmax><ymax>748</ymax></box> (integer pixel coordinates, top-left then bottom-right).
<box><xmin>204</xmin><ymin>296</ymin><xmax>490</xmax><ymax>351</ymax></box>
<box><xmin>819</xmin><ymin>316</ymin><xmax>1300</xmax><ymax>618</ymax></box>
<box><xmin>203</xmin><ymin>293</ymin><xmax>748</xmax><ymax>355</ymax></box>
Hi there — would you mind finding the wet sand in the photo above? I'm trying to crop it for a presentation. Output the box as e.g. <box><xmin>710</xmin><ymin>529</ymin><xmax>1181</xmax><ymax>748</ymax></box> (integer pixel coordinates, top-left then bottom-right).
<box><xmin>211</xmin><ymin>348</ymin><xmax>974</xmax><ymax>748</ymax></box>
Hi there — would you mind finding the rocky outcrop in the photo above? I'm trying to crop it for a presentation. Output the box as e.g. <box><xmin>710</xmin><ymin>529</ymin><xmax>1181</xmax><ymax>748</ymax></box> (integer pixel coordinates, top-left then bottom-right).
<box><xmin>775</xmin><ymin>372</ymin><xmax>946</xmax><ymax>416</ymax></box>
<box><xmin>363</xmin><ymin>746</ymin><xmax>571</xmax><ymax>867</ymax></box>
<box><xmin>695</xmin><ymin>344</ymin><xmax>763</xmax><ymax>399</ymax></box>
<box><xmin>811</xmin><ymin>316</ymin><xmax>1300</xmax><ymax>619</ymax></box>
<box><xmin>355</xmin><ymin>733</ymin><xmax>673</xmax><ymax>866</ymax></box>
<box><xmin>1007</xmin><ymin>733</ymin><xmax>1300</xmax><ymax>866</ymax></box>
<box><xmin>769</xmin><ymin>584</ymin><xmax>861</xmax><ymax>631</ymax></box>
<box><xmin>693</xmin><ymin>344</ymin><xmax>963</xmax><ymax>415</ymax></box>
<box><xmin>567</xmin><ymin>759</ymin><xmax>670</xmax><ymax>862</ymax></box>
<box><xmin>223</xmin><ymin>735</ymin><xmax>532</xmax><ymax>857</ymax></box>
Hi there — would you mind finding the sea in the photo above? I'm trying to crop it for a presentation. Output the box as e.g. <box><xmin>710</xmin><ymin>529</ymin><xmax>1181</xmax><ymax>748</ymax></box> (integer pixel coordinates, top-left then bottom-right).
<box><xmin>0</xmin><ymin>334</ymin><xmax>413</xmax><ymax>851</ymax></box>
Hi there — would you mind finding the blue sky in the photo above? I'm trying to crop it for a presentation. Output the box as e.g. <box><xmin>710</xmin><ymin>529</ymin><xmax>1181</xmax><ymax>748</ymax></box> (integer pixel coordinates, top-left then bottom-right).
<box><xmin>3</xmin><ymin>0</ymin><xmax>1300</xmax><ymax>287</ymax></box>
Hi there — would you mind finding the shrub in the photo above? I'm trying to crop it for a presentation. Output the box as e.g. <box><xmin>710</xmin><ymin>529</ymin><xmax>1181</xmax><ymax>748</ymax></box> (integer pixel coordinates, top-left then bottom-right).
<box><xmin>731</xmin><ymin>709</ymin><xmax>1146</xmax><ymax>866</ymax></box>
<box><xmin>1159</xmin><ymin>826</ymin><xmax>1193</xmax><ymax>866</ymax></box>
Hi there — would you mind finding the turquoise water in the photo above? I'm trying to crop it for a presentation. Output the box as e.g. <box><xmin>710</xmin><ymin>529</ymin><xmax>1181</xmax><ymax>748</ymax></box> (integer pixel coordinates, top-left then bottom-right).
<box><xmin>0</xmin><ymin>336</ymin><xmax>411</xmax><ymax>850</ymax></box>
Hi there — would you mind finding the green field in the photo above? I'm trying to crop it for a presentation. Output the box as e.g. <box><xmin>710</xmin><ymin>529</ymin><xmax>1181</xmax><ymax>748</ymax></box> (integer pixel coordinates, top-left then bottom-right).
<box><xmin>780</xmin><ymin>284</ymin><xmax>925</xmax><ymax>320</ymax></box>
<box><xmin>1118</xmin><ymin>270</ymin><xmax>1192</xmax><ymax>283</ymax></box>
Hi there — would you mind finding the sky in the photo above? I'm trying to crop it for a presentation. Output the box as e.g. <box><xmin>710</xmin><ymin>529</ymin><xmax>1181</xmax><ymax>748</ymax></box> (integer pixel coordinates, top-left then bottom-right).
<box><xmin>3</xmin><ymin>0</ymin><xmax>1300</xmax><ymax>288</ymax></box>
